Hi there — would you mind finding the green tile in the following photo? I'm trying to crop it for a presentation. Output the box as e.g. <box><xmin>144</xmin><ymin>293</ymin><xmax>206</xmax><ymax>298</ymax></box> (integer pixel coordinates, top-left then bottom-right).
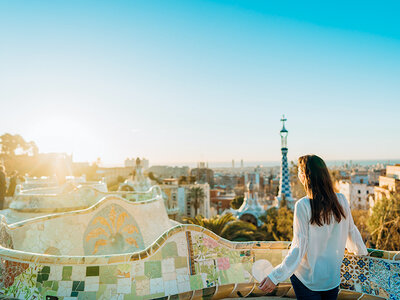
<box><xmin>226</xmin><ymin>264</ymin><xmax>245</xmax><ymax>283</ymax></box>
<box><xmin>41</xmin><ymin>266</ymin><xmax>51</xmax><ymax>274</ymax></box>
<box><xmin>52</xmin><ymin>281</ymin><xmax>59</xmax><ymax>291</ymax></box>
<box><xmin>44</xmin><ymin>290</ymin><xmax>57</xmax><ymax>297</ymax></box>
<box><xmin>72</xmin><ymin>281</ymin><xmax>85</xmax><ymax>291</ymax></box>
<box><xmin>174</xmin><ymin>257</ymin><xmax>188</xmax><ymax>269</ymax></box>
<box><xmin>86</xmin><ymin>266</ymin><xmax>100</xmax><ymax>276</ymax></box>
<box><xmin>150</xmin><ymin>249</ymin><xmax>163</xmax><ymax>260</ymax></box>
<box><xmin>37</xmin><ymin>274</ymin><xmax>48</xmax><ymax>283</ymax></box>
<box><xmin>78</xmin><ymin>291</ymin><xmax>97</xmax><ymax>300</ymax></box>
<box><xmin>162</xmin><ymin>242</ymin><xmax>178</xmax><ymax>259</ymax></box>
<box><xmin>37</xmin><ymin>274</ymin><xmax>43</xmax><ymax>283</ymax></box>
<box><xmin>124</xmin><ymin>294</ymin><xmax>137</xmax><ymax>300</ymax></box>
<box><xmin>219</xmin><ymin>270</ymin><xmax>229</xmax><ymax>285</ymax></box>
<box><xmin>96</xmin><ymin>284</ymin><xmax>107</xmax><ymax>298</ymax></box>
<box><xmin>62</xmin><ymin>266</ymin><xmax>72</xmax><ymax>280</ymax></box>
<box><xmin>43</xmin><ymin>280</ymin><xmax>53</xmax><ymax>288</ymax></box>
<box><xmin>143</xmin><ymin>293</ymin><xmax>164</xmax><ymax>300</ymax></box>
<box><xmin>99</xmin><ymin>265</ymin><xmax>117</xmax><ymax>284</ymax></box>
<box><xmin>189</xmin><ymin>274</ymin><xmax>203</xmax><ymax>290</ymax></box>
<box><xmin>144</xmin><ymin>261</ymin><xmax>162</xmax><ymax>278</ymax></box>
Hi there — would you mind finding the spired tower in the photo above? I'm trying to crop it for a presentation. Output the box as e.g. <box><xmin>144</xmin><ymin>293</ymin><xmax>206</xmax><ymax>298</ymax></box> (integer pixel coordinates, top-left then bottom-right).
<box><xmin>277</xmin><ymin>115</ymin><xmax>294</xmax><ymax>205</ymax></box>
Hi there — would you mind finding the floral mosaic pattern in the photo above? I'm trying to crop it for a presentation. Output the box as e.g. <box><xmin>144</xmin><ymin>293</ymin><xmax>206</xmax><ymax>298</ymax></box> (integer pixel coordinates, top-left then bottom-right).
<box><xmin>192</xmin><ymin>233</ymin><xmax>253</xmax><ymax>288</ymax></box>
<box><xmin>83</xmin><ymin>204</ymin><xmax>145</xmax><ymax>255</ymax></box>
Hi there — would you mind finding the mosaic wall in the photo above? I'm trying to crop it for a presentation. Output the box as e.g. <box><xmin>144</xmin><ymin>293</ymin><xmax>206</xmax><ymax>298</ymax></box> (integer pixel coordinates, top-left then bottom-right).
<box><xmin>6</xmin><ymin>197</ymin><xmax>173</xmax><ymax>256</ymax></box>
<box><xmin>1</xmin><ymin>224</ymin><xmax>399</xmax><ymax>299</ymax></box>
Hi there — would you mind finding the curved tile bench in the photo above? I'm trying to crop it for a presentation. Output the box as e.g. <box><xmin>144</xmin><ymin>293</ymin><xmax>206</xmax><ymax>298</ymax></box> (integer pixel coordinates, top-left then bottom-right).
<box><xmin>0</xmin><ymin>197</ymin><xmax>399</xmax><ymax>299</ymax></box>
<box><xmin>0</xmin><ymin>185</ymin><xmax>162</xmax><ymax>224</ymax></box>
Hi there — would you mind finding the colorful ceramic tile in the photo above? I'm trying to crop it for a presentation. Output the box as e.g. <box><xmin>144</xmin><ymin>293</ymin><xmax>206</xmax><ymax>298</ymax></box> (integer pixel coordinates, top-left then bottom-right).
<box><xmin>144</xmin><ymin>261</ymin><xmax>162</xmax><ymax>278</ymax></box>
<box><xmin>99</xmin><ymin>265</ymin><xmax>118</xmax><ymax>284</ymax></box>
<box><xmin>162</xmin><ymin>242</ymin><xmax>178</xmax><ymax>259</ymax></box>
<box><xmin>189</xmin><ymin>274</ymin><xmax>204</xmax><ymax>290</ymax></box>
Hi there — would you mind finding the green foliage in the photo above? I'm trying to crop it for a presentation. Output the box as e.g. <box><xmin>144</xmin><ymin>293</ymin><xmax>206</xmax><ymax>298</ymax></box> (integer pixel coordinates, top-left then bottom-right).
<box><xmin>351</xmin><ymin>209</ymin><xmax>371</xmax><ymax>247</ymax></box>
<box><xmin>116</xmin><ymin>175</ymin><xmax>126</xmax><ymax>183</ymax></box>
<box><xmin>368</xmin><ymin>193</ymin><xmax>400</xmax><ymax>251</ymax></box>
<box><xmin>262</xmin><ymin>206</ymin><xmax>294</xmax><ymax>241</ymax></box>
<box><xmin>148</xmin><ymin>171</ymin><xmax>162</xmax><ymax>184</ymax></box>
<box><xmin>230</xmin><ymin>196</ymin><xmax>244</xmax><ymax>209</ymax></box>
<box><xmin>0</xmin><ymin>133</ymin><xmax>38</xmax><ymax>157</ymax></box>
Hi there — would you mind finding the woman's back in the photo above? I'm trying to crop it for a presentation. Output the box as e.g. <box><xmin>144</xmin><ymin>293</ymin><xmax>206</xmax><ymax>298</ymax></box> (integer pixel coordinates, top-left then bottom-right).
<box><xmin>268</xmin><ymin>192</ymin><xmax>367</xmax><ymax>290</ymax></box>
<box><xmin>295</xmin><ymin>193</ymin><xmax>367</xmax><ymax>290</ymax></box>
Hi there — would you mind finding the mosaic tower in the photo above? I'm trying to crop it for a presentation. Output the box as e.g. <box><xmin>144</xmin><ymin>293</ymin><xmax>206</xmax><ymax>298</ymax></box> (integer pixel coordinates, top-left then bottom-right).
<box><xmin>277</xmin><ymin>115</ymin><xmax>293</xmax><ymax>205</ymax></box>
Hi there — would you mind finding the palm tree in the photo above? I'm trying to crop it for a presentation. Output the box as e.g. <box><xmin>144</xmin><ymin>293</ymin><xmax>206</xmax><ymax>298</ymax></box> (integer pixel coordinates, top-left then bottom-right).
<box><xmin>183</xmin><ymin>213</ymin><xmax>261</xmax><ymax>241</ymax></box>
<box><xmin>188</xmin><ymin>186</ymin><xmax>205</xmax><ymax>216</ymax></box>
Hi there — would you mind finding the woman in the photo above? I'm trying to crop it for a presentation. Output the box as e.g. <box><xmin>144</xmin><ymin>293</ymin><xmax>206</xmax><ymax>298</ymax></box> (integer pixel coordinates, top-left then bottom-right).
<box><xmin>259</xmin><ymin>155</ymin><xmax>367</xmax><ymax>299</ymax></box>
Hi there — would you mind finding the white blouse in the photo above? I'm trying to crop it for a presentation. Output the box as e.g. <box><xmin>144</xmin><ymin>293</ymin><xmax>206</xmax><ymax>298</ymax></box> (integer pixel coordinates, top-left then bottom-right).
<box><xmin>268</xmin><ymin>193</ymin><xmax>368</xmax><ymax>291</ymax></box>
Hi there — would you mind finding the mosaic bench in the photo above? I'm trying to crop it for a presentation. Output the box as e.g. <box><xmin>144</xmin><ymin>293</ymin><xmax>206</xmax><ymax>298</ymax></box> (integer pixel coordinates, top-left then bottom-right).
<box><xmin>0</xmin><ymin>194</ymin><xmax>398</xmax><ymax>299</ymax></box>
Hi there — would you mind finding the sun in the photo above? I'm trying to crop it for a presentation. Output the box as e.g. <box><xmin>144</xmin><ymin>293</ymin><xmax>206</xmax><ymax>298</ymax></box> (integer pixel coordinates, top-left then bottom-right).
<box><xmin>27</xmin><ymin>116</ymin><xmax>91</xmax><ymax>158</ymax></box>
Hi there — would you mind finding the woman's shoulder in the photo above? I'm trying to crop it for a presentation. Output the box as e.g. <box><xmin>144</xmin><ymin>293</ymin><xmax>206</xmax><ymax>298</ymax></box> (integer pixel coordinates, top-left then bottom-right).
<box><xmin>295</xmin><ymin>196</ymin><xmax>310</xmax><ymax>210</ymax></box>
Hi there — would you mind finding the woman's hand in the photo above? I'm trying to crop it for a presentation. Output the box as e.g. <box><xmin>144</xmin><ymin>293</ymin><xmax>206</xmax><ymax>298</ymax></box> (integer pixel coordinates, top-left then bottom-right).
<box><xmin>258</xmin><ymin>276</ymin><xmax>277</xmax><ymax>293</ymax></box>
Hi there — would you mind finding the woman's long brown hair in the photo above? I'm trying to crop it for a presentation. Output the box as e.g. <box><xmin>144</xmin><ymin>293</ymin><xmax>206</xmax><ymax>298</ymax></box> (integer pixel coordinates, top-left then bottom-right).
<box><xmin>298</xmin><ymin>155</ymin><xmax>346</xmax><ymax>226</ymax></box>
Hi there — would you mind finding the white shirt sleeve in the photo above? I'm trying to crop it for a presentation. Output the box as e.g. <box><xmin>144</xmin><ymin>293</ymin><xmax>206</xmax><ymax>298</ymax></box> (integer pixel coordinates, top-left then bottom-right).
<box><xmin>268</xmin><ymin>202</ymin><xmax>309</xmax><ymax>285</ymax></box>
<box><xmin>342</xmin><ymin>195</ymin><xmax>368</xmax><ymax>255</ymax></box>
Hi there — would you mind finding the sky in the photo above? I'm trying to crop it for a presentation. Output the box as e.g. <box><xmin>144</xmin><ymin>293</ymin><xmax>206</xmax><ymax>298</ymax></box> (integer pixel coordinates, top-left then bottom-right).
<box><xmin>0</xmin><ymin>1</ymin><xmax>399</xmax><ymax>165</ymax></box>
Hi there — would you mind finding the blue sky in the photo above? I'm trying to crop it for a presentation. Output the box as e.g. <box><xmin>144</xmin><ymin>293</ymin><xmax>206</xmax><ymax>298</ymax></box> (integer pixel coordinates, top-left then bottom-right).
<box><xmin>0</xmin><ymin>1</ymin><xmax>399</xmax><ymax>165</ymax></box>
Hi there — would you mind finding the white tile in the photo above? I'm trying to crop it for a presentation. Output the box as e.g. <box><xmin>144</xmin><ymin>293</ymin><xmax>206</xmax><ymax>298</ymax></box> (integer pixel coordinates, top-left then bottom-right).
<box><xmin>177</xmin><ymin>273</ymin><xmax>189</xmax><ymax>283</ymax></box>
<box><xmin>164</xmin><ymin>279</ymin><xmax>179</xmax><ymax>296</ymax></box>
<box><xmin>48</xmin><ymin>265</ymin><xmax>63</xmax><ymax>281</ymax></box>
<box><xmin>135</xmin><ymin>278</ymin><xmax>150</xmax><ymax>296</ymax></box>
<box><xmin>85</xmin><ymin>276</ymin><xmax>99</xmax><ymax>292</ymax></box>
<box><xmin>150</xmin><ymin>277</ymin><xmax>164</xmax><ymax>294</ymax></box>
<box><xmin>176</xmin><ymin>267</ymin><xmax>188</xmax><ymax>275</ymax></box>
<box><xmin>117</xmin><ymin>278</ymin><xmax>131</xmax><ymax>293</ymax></box>
<box><xmin>131</xmin><ymin>261</ymin><xmax>144</xmax><ymax>276</ymax></box>
<box><xmin>71</xmin><ymin>265</ymin><xmax>86</xmax><ymax>281</ymax></box>
<box><xmin>163</xmin><ymin>271</ymin><xmax>176</xmax><ymax>281</ymax></box>
<box><xmin>57</xmin><ymin>281</ymin><xmax>73</xmax><ymax>296</ymax></box>
<box><xmin>178</xmin><ymin>280</ymin><xmax>191</xmax><ymax>293</ymax></box>
<box><xmin>162</xmin><ymin>258</ymin><xmax>175</xmax><ymax>273</ymax></box>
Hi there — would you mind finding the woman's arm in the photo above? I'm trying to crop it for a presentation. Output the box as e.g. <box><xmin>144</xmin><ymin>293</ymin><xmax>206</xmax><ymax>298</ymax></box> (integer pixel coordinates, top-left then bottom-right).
<box><xmin>345</xmin><ymin>204</ymin><xmax>368</xmax><ymax>255</ymax></box>
<box><xmin>267</xmin><ymin>201</ymin><xmax>309</xmax><ymax>285</ymax></box>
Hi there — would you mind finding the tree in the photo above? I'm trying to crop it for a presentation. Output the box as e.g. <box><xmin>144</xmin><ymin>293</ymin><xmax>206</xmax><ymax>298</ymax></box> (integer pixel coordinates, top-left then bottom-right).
<box><xmin>116</xmin><ymin>175</ymin><xmax>126</xmax><ymax>183</ymax></box>
<box><xmin>183</xmin><ymin>213</ymin><xmax>260</xmax><ymax>241</ymax></box>
<box><xmin>148</xmin><ymin>172</ymin><xmax>162</xmax><ymax>184</ymax></box>
<box><xmin>188</xmin><ymin>186</ymin><xmax>205</xmax><ymax>216</ymax></box>
<box><xmin>178</xmin><ymin>175</ymin><xmax>187</xmax><ymax>185</ymax></box>
<box><xmin>261</xmin><ymin>206</ymin><xmax>294</xmax><ymax>241</ymax></box>
<box><xmin>368</xmin><ymin>193</ymin><xmax>400</xmax><ymax>251</ymax></box>
<box><xmin>0</xmin><ymin>133</ymin><xmax>38</xmax><ymax>157</ymax></box>
<box><xmin>230</xmin><ymin>196</ymin><xmax>244</xmax><ymax>209</ymax></box>
<box><xmin>351</xmin><ymin>209</ymin><xmax>371</xmax><ymax>247</ymax></box>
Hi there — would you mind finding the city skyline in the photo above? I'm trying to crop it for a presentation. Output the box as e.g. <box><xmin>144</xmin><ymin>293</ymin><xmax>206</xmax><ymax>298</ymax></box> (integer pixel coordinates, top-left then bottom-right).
<box><xmin>1</xmin><ymin>1</ymin><xmax>399</xmax><ymax>164</ymax></box>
